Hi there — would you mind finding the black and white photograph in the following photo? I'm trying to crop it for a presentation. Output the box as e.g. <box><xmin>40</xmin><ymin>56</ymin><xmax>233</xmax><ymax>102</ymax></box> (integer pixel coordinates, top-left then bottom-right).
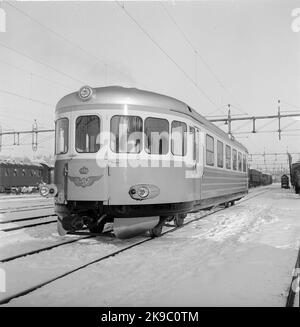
<box><xmin>0</xmin><ymin>0</ymin><xmax>300</xmax><ymax>313</ymax></box>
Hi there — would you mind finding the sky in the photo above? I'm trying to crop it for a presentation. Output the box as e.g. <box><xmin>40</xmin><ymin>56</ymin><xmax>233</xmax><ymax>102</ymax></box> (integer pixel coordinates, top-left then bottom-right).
<box><xmin>0</xmin><ymin>0</ymin><xmax>300</xmax><ymax>169</ymax></box>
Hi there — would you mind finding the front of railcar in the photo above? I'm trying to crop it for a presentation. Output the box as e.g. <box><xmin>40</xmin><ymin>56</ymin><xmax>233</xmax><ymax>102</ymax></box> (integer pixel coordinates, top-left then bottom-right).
<box><xmin>41</xmin><ymin>86</ymin><xmax>198</xmax><ymax>238</ymax></box>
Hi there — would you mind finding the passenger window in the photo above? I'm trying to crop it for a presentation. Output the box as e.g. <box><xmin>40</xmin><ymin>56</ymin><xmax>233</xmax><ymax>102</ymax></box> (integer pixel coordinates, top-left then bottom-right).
<box><xmin>76</xmin><ymin>115</ymin><xmax>100</xmax><ymax>153</ymax></box>
<box><xmin>144</xmin><ymin>118</ymin><xmax>169</xmax><ymax>155</ymax></box>
<box><xmin>232</xmin><ymin>149</ymin><xmax>237</xmax><ymax>170</ymax></box>
<box><xmin>217</xmin><ymin>140</ymin><xmax>224</xmax><ymax>168</ymax></box>
<box><xmin>111</xmin><ymin>115</ymin><xmax>143</xmax><ymax>153</ymax></box>
<box><xmin>226</xmin><ymin>145</ymin><xmax>231</xmax><ymax>169</ymax></box>
<box><xmin>206</xmin><ymin>134</ymin><xmax>214</xmax><ymax>166</ymax></box>
<box><xmin>190</xmin><ymin>127</ymin><xmax>196</xmax><ymax>160</ymax></box>
<box><xmin>171</xmin><ymin>121</ymin><xmax>187</xmax><ymax>156</ymax></box>
<box><xmin>55</xmin><ymin>118</ymin><xmax>68</xmax><ymax>155</ymax></box>
<box><xmin>243</xmin><ymin>154</ymin><xmax>247</xmax><ymax>172</ymax></box>
<box><xmin>238</xmin><ymin>152</ymin><xmax>242</xmax><ymax>171</ymax></box>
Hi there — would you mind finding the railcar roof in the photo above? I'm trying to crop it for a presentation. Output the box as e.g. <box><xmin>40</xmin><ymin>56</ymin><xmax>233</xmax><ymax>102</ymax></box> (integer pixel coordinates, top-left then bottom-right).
<box><xmin>291</xmin><ymin>161</ymin><xmax>300</xmax><ymax>168</ymax></box>
<box><xmin>56</xmin><ymin>86</ymin><xmax>248</xmax><ymax>152</ymax></box>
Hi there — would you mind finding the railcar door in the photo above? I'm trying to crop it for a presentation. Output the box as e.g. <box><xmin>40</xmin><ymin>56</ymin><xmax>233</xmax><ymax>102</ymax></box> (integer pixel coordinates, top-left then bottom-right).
<box><xmin>66</xmin><ymin>112</ymin><xmax>108</xmax><ymax>202</ymax></box>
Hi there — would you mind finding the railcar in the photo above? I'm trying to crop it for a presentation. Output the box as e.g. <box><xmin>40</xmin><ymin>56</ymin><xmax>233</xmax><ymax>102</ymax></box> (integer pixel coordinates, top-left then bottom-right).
<box><xmin>40</xmin><ymin>86</ymin><xmax>248</xmax><ymax>238</ymax></box>
<box><xmin>262</xmin><ymin>173</ymin><xmax>272</xmax><ymax>186</ymax></box>
<box><xmin>0</xmin><ymin>161</ymin><xmax>52</xmax><ymax>193</ymax></box>
<box><xmin>248</xmin><ymin>169</ymin><xmax>262</xmax><ymax>188</ymax></box>
<box><xmin>281</xmin><ymin>174</ymin><xmax>289</xmax><ymax>189</ymax></box>
<box><xmin>291</xmin><ymin>162</ymin><xmax>300</xmax><ymax>194</ymax></box>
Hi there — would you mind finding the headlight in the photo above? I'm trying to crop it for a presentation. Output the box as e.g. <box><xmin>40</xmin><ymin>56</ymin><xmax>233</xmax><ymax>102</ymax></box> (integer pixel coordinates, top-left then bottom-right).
<box><xmin>40</xmin><ymin>185</ymin><xmax>50</xmax><ymax>197</ymax></box>
<box><xmin>129</xmin><ymin>184</ymin><xmax>160</xmax><ymax>201</ymax></box>
<box><xmin>78</xmin><ymin>85</ymin><xmax>93</xmax><ymax>101</ymax></box>
<box><xmin>137</xmin><ymin>186</ymin><xmax>149</xmax><ymax>198</ymax></box>
<box><xmin>39</xmin><ymin>184</ymin><xmax>58</xmax><ymax>197</ymax></box>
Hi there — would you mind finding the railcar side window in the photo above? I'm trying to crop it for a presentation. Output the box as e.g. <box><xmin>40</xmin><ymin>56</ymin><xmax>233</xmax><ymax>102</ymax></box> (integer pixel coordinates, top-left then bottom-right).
<box><xmin>232</xmin><ymin>149</ymin><xmax>237</xmax><ymax>170</ymax></box>
<box><xmin>238</xmin><ymin>152</ymin><xmax>242</xmax><ymax>171</ymax></box>
<box><xmin>55</xmin><ymin>118</ymin><xmax>68</xmax><ymax>155</ymax></box>
<box><xmin>243</xmin><ymin>154</ymin><xmax>247</xmax><ymax>172</ymax></box>
<box><xmin>206</xmin><ymin>134</ymin><xmax>214</xmax><ymax>166</ymax></box>
<box><xmin>226</xmin><ymin>145</ymin><xmax>231</xmax><ymax>169</ymax></box>
<box><xmin>190</xmin><ymin>127</ymin><xmax>196</xmax><ymax>160</ymax></box>
<box><xmin>217</xmin><ymin>140</ymin><xmax>224</xmax><ymax>168</ymax></box>
<box><xmin>76</xmin><ymin>115</ymin><xmax>100</xmax><ymax>153</ymax></box>
<box><xmin>111</xmin><ymin>115</ymin><xmax>143</xmax><ymax>153</ymax></box>
<box><xmin>144</xmin><ymin>118</ymin><xmax>169</xmax><ymax>155</ymax></box>
<box><xmin>171</xmin><ymin>121</ymin><xmax>187</xmax><ymax>156</ymax></box>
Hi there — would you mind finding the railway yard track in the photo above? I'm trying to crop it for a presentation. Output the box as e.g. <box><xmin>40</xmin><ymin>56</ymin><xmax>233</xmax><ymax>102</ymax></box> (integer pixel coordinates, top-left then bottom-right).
<box><xmin>0</xmin><ymin>204</ymin><xmax>54</xmax><ymax>214</ymax></box>
<box><xmin>0</xmin><ymin>215</ymin><xmax>57</xmax><ymax>233</ymax></box>
<box><xmin>0</xmin><ymin>187</ymin><xmax>273</xmax><ymax>305</ymax></box>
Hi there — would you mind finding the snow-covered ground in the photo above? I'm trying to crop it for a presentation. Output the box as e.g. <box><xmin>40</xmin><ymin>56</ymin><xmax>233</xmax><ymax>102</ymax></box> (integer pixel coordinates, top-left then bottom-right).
<box><xmin>0</xmin><ymin>195</ymin><xmax>53</xmax><ymax>213</ymax></box>
<box><xmin>0</xmin><ymin>185</ymin><xmax>299</xmax><ymax>306</ymax></box>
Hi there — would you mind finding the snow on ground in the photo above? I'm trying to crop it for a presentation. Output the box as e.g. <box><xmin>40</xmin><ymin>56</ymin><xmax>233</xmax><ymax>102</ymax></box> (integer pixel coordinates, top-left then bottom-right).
<box><xmin>0</xmin><ymin>195</ymin><xmax>53</xmax><ymax>214</ymax></box>
<box><xmin>1</xmin><ymin>185</ymin><xmax>300</xmax><ymax>306</ymax></box>
<box><xmin>0</xmin><ymin>207</ymin><xmax>55</xmax><ymax>223</ymax></box>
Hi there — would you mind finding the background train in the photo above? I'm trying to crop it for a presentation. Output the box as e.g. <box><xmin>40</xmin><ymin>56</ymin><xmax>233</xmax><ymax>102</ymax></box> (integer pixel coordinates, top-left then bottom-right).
<box><xmin>248</xmin><ymin>169</ymin><xmax>272</xmax><ymax>188</ymax></box>
<box><xmin>290</xmin><ymin>162</ymin><xmax>300</xmax><ymax>194</ymax></box>
<box><xmin>281</xmin><ymin>174</ymin><xmax>290</xmax><ymax>189</ymax></box>
<box><xmin>0</xmin><ymin>160</ymin><xmax>53</xmax><ymax>193</ymax></box>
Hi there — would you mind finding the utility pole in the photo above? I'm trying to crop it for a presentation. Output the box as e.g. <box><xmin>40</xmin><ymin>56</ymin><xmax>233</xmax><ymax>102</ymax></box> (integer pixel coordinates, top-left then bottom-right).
<box><xmin>278</xmin><ymin>99</ymin><xmax>281</xmax><ymax>140</ymax></box>
<box><xmin>0</xmin><ymin>120</ymin><xmax>54</xmax><ymax>152</ymax></box>
<box><xmin>208</xmin><ymin>100</ymin><xmax>300</xmax><ymax>138</ymax></box>
<box><xmin>227</xmin><ymin>104</ymin><xmax>232</xmax><ymax>137</ymax></box>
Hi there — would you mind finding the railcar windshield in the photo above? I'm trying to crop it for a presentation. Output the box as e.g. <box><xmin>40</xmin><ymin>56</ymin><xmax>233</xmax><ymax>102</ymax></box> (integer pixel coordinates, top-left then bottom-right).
<box><xmin>144</xmin><ymin>117</ymin><xmax>169</xmax><ymax>155</ymax></box>
<box><xmin>110</xmin><ymin>115</ymin><xmax>143</xmax><ymax>153</ymax></box>
<box><xmin>55</xmin><ymin>118</ymin><xmax>68</xmax><ymax>155</ymax></box>
<box><xmin>75</xmin><ymin>115</ymin><xmax>100</xmax><ymax>153</ymax></box>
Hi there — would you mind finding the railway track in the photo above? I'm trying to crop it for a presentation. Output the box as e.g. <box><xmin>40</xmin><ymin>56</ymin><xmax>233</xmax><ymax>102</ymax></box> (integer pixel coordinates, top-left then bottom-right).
<box><xmin>0</xmin><ymin>213</ymin><xmax>57</xmax><ymax>233</ymax></box>
<box><xmin>0</xmin><ymin>218</ymin><xmax>57</xmax><ymax>232</ymax></box>
<box><xmin>0</xmin><ymin>187</ymin><xmax>271</xmax><ymax>305</ymax></box>
<box><xmin>0</xmin><ymin>204</ymin><xmax>54</xmax><ymax>214</ymax></box>
<box><xmin>0</xmin><ymin>214</ymin><xmax>56</xmax><ymax>225</ymax></box>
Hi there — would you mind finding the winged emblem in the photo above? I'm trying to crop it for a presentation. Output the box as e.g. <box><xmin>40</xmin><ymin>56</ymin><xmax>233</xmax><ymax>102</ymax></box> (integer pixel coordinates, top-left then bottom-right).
<box><xmin>68</xmin><ymin>175</ymin><xmax>103</xmax><ymax>187</ymax></box>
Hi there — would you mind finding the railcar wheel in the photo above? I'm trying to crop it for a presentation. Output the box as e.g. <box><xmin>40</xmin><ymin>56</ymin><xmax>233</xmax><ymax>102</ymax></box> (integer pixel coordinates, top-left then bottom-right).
<box><xmin>88</xmin><ymin>216</ymin><xmax>106</xmax><ymax>234</ymax></box>
<box><xmin>89</xmin><ymin>221</ymin><xmax>105</xmax><ymax>234</ymax></box>
<box><xmin>174</xmin><ymin>214</ymin><xmax>186</xmax><ymax>227</ymax></box>
<box><xmin>224</xmin><ymin>202</ymin><xmax>230</xmax><ymax>208</ymax></box>
<box><xmin>230</xmin><ymin>201</ymin><xmax>235</xmax><ymax>206</ymax></box>
<box><xmin>149</xmin><ymin>224</ymin><xmax>163</xmax><ymax>237</ymax></box>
